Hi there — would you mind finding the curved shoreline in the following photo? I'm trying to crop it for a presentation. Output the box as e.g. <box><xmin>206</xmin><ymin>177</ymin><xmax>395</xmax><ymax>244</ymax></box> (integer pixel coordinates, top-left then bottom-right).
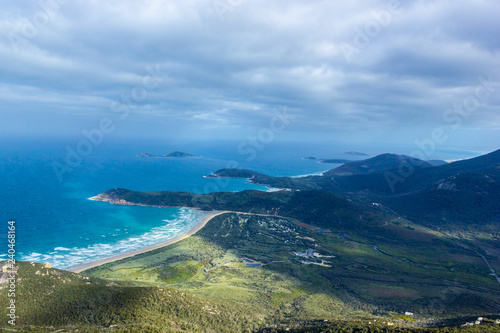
<box><xmin>70</xmin><ymin>210</ymin><xmax>228</xmax><ymax>273</ymax></box>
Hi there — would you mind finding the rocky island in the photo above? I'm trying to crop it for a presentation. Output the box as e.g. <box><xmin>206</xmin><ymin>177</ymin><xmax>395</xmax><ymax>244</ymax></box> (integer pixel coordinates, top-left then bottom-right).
<box><xmin>138</xmin><ymin>151</ymin><xmax>197</xmax><ymax>158</ymax></box>
<box><xmin>343</xmin><ymin>151</ymin><xmax>369</xmax><ymax>156</ymax></box>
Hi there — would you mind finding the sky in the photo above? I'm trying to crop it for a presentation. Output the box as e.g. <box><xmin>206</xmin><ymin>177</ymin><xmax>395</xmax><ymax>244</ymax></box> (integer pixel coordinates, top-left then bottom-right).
<box><xmin>1</xmin><ymin>0</ymin><xmax>499</xmax><ymax>151</ymax></box>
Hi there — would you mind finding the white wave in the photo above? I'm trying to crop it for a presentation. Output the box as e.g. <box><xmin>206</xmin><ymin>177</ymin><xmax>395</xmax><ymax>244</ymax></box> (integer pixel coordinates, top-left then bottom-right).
<box><xmin>266</xmin><ymin>187</ymin><xmax>283</xmax><ymax>192</ymax></box>
<box><xmin>54</xmin><ymin>247</ymin><xmax>71</xmax><ymax>251</ymax></box>
<box><xmin>20</xmin><ymin>208</ymin><xmax>207</xmax><ymax>270</ymax></box>
<box><xmin>290</xmin><ymin>170</ymin><xmax>329</xmax><ymax>178</ymax></box>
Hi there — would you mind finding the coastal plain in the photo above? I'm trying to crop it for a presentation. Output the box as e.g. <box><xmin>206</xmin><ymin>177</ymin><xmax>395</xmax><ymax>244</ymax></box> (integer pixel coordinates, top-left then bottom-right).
<box><xmin>84</xmin><ymin>211</ymin><xmax>500</xmax><ymax>325</ymax></box>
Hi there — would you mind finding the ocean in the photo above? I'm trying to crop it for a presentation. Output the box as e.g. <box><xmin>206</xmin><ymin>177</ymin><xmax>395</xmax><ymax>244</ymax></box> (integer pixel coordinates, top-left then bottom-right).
<box><xmin>0</xmin><ymin>137</ymin><xmax>482</xmax><ymax>270</ymax></box>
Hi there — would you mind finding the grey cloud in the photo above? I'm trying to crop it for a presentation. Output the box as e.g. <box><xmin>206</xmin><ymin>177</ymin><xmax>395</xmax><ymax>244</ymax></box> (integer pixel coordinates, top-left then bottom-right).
<box><xmin>0</xmin><ymin>0</ymin><xmax>499</xmax><ymax>146</ymax></box>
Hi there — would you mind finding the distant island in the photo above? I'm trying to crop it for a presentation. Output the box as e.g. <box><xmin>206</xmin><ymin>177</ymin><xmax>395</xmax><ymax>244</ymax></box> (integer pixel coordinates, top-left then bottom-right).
<box><xmin>303</xmin><ymin>157</ymin><xmax>353</xmax><ymax>164</ymax></box>
<box><xmin>138</xmin><ymin>151</ymin><xmax>196</xmax><ymax>158</ymax></box>
<box><xmin>343</xmin><ymin>151</ymin><xmax>369</xmax><ymax>156</ymax></box>
<box><xmin>319</xmin><ymin>159</ymin><xmax>353</xmax><ymax>164</ymax></box>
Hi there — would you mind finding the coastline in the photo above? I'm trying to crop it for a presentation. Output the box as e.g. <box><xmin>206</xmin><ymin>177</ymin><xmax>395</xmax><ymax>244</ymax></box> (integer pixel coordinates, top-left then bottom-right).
<box><xmin>70</xmin><ymin>210</ymin><xmax>228</xmax><ymax>273</ymax></box>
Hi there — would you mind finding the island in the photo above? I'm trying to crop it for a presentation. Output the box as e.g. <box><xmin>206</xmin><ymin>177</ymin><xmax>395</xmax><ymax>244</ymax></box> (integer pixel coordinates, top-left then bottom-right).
<box><xmin>303</xmin><ymin>157</ymin><xmax>353</xmax><ymax>164</ymax></box>
<box><xmin>319</xmin><ymin>158</ymin><xmax>353</xmax><ymax>164</ymax></box>
<box><xmin>138</xmin><ymin>151</ymin><xmax>197</xmax><ymax>158</ymax></box>
<box><xmin>343</xmin><ymin>151</ymin><xmax>369</xmax><ymax>156</ymax></box>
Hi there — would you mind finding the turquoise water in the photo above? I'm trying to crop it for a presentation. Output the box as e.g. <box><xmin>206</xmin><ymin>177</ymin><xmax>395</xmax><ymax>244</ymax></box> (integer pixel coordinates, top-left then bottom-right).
<box><xmin>0</xmin><ymin>137</ymin><xmax>480</xmax><ymax>269</ymax></box>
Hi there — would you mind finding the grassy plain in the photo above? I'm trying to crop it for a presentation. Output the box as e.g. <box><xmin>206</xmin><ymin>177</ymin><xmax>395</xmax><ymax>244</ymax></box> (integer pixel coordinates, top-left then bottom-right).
<box><xmin>85</xmin><ymin>213</ymin><xmax>500</xmax><ymax>327</ymax></box>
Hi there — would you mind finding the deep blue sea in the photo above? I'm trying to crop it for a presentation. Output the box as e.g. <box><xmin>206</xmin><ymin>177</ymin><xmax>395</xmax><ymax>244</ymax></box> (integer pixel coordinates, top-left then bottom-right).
<box><xmin>0</xmin><ymin>137</ymin><xmax>483</xmax><ymax>269</ymax></box>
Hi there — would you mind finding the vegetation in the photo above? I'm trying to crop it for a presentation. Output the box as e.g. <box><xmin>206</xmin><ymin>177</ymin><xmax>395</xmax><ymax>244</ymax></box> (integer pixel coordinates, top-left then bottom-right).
<box><xmin>85</xmin><ymin>213</ymin><xmax>500</xmax><ymax>328</ymax></box>
<box><xmin>4</xmin><ymin>149</ymin><xmax>499</xmax><ymax>332</ymax></box>
<box><xmin>206</xmin><ymin>150</ymin><xmax>500</xmax><ymax>237</ymax></box>
<box><xmin>323</xmin><ymin>154</ymin><xmax>433</xmax><ymax>176</ymax></box>
<box><xmin>94</xmin><ymin>188</ymin><xmax>382</xmax><ymax>230</ymax></box>
<box><xmin>0</xmin><ymin>262</ymin><xmax>260</xmax><ymax>332</ymax></box>
<box><xmin>2</xmin><ymin>209</ymin><xmax>499</xmax><ymax>332</ymax></box>
<box><xmin>259</xmin><ymin>320</ymin><xmax>500</xmax><ymax>332</ymax></box>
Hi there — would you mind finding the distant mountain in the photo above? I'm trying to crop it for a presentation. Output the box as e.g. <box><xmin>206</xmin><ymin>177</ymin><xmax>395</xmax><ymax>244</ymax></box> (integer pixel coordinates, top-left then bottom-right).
<box><xmin>206</xmin><ymin>149</ymin><xmax>500</xmax><ymax>234</ymax></box>
<box><xmin>374</xmin><ymin>149</ymin><xmax>500</xmax><ymax>230</ymax></box>
<box><xmin>426</xmin><ymin>159</ymin><xmax>448</xmax><ymax>166</ymax></box>
<box><xmin>345</xmin><ymin>149</ymin><xmax>500</xmax><ymax>194</ymax></box>
<box><xmin>324</xmin><ymin>153</ymin><xmax>433</xmax><ymax>176</ymax></box>
<box><xmin>315</xmin><ymin>149</ymin><xmax>500</xmax><ymax>232</ymax></box>
<box><xmin>386</xmin><ymin>172</ymin><xmax>500</xmax><ymax>230</ymax></box>
<box><xmin>303</xmin><ymin>157</ymin><xmax>353</xmax><ymax>164</ymax></box>
<box><xmin>211</xmin><ymin>150</ymin><xmax>500</xmax><ymax>195</ymax></box>
<box><xmin>344</xmin><ymin>151</ymin><xmax>369</xmax><ymax>156</ymax></box>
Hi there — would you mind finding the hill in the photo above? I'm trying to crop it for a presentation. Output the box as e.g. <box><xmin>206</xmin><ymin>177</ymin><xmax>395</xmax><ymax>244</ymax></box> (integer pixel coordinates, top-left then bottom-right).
<box><xmin>207</xmin><ymin>168</ymin><xmax>321</xmax><ymax>191</ymax></box>
<box><xmin>427</xmin><ymin>160</ymin><xmax>448</xmax><ymax>167</ymax></box>
<box><xmin>331</xmin><ymin>150</ymin><xmax>500</xmax><ymax>233</ymax></box>
<box><xmin>213</xmin><ymin>150</ymin><xmax>499</xmax><ymax>195</ymax></box>
<box><xmin>208</xmin><ymin>150</ymin><xmax>500</xmax><ymax>235</ymax></box>
<box><xmin>0</xmin><ymin>262</ymin><xmax>258</xmax><ymax>332</ymax></box>
<box><xmin>324</xmin><ymin>154</ymin><xmax>433</xmax><ymax>176</ymax></box>
<box><xmin>3</xmin><ymin>261</ymin><xmax>499</xmax><ymax>332</ymax></box>
<box><xmin>84</xmin><ymin>211</ymin><xmax>500</xmax><ymax>328</ymax></box>
<box><xmin>91</xmin><ymin>189</ymin><xmax>377</xmax><ymax>229</ymax></box>
<box><xmin>333</xmin><ymin>149</ymin><xmax>500</xmax><ymax>194</ymax></box>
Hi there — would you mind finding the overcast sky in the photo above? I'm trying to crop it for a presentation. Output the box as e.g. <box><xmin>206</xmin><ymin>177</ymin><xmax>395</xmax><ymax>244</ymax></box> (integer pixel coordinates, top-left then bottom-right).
<box><xmin>1</xmin><ymin>0</ymin><xmax>499</xmax><ymax>150</ymax></box>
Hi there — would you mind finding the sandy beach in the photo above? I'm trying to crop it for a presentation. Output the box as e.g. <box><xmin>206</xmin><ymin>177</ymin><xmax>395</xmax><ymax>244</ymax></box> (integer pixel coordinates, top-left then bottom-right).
<box><xmin>70</xmin><ymin>210</ymin><xmax>228</xmax><ymax>273</ymax></box>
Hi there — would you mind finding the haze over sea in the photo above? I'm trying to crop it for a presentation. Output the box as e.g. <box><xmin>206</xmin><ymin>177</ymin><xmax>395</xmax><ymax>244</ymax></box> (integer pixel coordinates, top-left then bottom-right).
<box><xmin>0</xmin><ymin>137</ymin><xmax>482</xmax><ymax>270</ymax></box>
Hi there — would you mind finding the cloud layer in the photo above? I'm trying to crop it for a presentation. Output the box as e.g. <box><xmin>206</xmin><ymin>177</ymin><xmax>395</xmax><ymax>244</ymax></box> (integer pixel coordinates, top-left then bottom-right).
<box><xmin>1</xmin><ymin>0</ymin><xmax>499</xmax><ymax>147</ymax></box>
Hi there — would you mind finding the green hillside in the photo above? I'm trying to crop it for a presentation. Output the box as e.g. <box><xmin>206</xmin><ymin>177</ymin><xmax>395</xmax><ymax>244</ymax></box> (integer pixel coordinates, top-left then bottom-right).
<box><xmin>9</xmin><ymin>149</ymin><xmax>499</xmax><ymax>332</ymax></box>
<box><xmin>324</xmin><ymin>154</ymin><xmax>433</xmax><ymax>176</ymax></box>
<box><xmin>0</xmin><ymin>262</ymin><xmax>260</xmax><ymax>332</ymax></box>
<box><xmin>84</xmin><ymin>212</ymin><xmax>500</xmax><ymax>324</ymax></box>
<box><xmin>208</xmin><ymin>150</ymin><xmax>500</xmax><ymax>236</ymax></box>
<box><xmin>2</xmin><ymin>209</ymin><xmax>500</xmax><ymax>331</ymax></box>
